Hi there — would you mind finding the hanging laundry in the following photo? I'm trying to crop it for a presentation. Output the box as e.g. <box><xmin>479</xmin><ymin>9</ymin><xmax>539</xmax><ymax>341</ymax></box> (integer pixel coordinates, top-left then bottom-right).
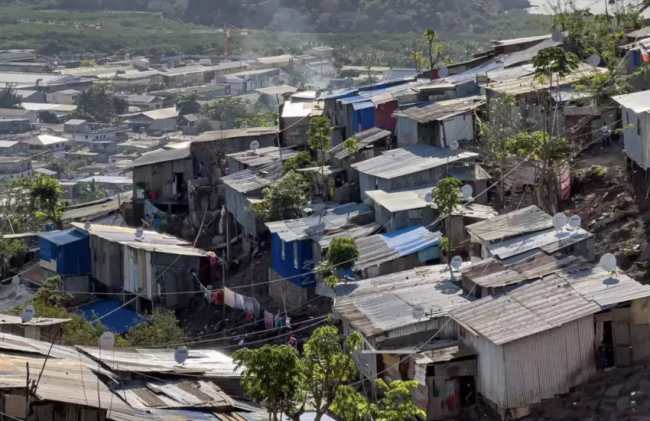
<box><xmin>264</xmin><ymin>311</ymin><xmax>274</xmax><ymax>329</ymax></box>
<box><xmin>224</xmin><ymin>288</ymin><xmax>236</xmax><ymax>308</ymax></box>
<box><xmin>210</xmin><ymin>289</ymin><xmax>224</xmax><ymax>305</ymax></box>
<box><xmin>234</xmin><ymin>293</ymin><xmax>246</xmax><ymax>311</ymax></box>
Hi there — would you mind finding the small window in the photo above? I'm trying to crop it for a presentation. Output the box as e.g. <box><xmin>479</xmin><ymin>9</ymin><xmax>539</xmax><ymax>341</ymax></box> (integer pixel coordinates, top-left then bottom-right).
<box><xmin>293</xmin><ymin>242</ymin><xmax>299</xmax><ymax>269</ymax></box>
<box><xmin>281</xmin><ymin>241</ymin><xmax>286</xmax><ymax>260</ymax></box>
<box><xmin>638</xmin><ymin>118</ymin><xmax>642</xmax><ymax>136</ymax></box>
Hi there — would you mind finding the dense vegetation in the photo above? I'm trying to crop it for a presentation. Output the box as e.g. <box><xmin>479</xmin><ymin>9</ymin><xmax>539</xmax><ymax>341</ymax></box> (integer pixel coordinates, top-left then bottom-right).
<box><xmin>0</xmin><ymin>2</ymin><xmax>551</xmax><ymax>64</ymax></box>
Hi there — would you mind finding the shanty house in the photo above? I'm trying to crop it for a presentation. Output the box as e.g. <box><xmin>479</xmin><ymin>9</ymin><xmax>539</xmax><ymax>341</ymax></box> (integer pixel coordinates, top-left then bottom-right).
<box><xmin>0</xmin><ymin>314</ymin><xmax>69</xmax><ymax>342</ymax></box>
<box><xmin>465</xmin><ymin>205</ymin><xmax>595</xmax><ymax>262</ymax></box>
<box><xmin>38</xmin><ymin>229</ymin><xmax>90</xmax><ymax>277</ymax></box>
<box><xmin>130</xmin><ymin>145</ymin><xmax>193</xmax><ymax>216</ymax></box>
<box><xmin>281</xmin><ymin>92</ymin><xmax>323</xmax><ymax>147</ymax></box>
<box><xmin>265</xmin><ymin>203</ymin><xmax>375</xmax><ymax>307</ymax></box>
<box><xmin>450</xmin><ymin>260</ymin><xmax>650</xmax><ymax>417</ymax></box>
<box><xmin>351</xmin><ymin>145</ymin><xmax>479</xmax><ymax>199</ymax></box>
<box><xmin>0</xmin><ymin>156</ymin><xmax>31</xmax><ymax>180</ymax></box>
<box><xmin>124</xmin><ymin>107</ymin><xmax>179</xmax><ymax>134</ymax></box>
<box><xmin>22</xmin><ymin>134</ymin><xmax>69</xmax><ymax>155</ymax></box>
<box><xmin>394</xmin><ymin>96</ymin><xmax>485</xmax><ymax>147</ymax></box>
<box><xmin>73</xmin><ymin>223</ymin><xmax>208</xmax><ymax>314</ymax></box>
<box><xmin>613</xmin><ymin>90</ymin><xmax>650</xmax><ymax>170</ymax></box>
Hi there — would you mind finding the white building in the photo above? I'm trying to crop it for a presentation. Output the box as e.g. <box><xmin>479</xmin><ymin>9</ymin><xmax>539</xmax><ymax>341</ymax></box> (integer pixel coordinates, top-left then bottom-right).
<box><xmin>613</xmin><ymin>90</ymin><xmax>650</xmax><ymax>170</ymax></box>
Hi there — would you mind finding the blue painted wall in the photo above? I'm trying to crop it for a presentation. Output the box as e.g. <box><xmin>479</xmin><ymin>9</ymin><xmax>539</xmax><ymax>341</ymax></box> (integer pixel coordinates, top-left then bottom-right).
<box><xmin>38</xmin><ymin>229</ymin><xmax>91</xmax><ymax>276</ymax></box>
<box><xmin>270</xmin><ymin>233</ymin><xmax>315</xmax><ymax>287</ymax></box>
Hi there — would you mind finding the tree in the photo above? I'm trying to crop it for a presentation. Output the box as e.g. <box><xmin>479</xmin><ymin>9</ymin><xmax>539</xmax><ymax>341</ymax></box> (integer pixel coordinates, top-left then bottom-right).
<box><xmin>175</xmin><ymin>92</ymin><xmax>201</xmax><ymax>116</ymax></box>
<box><xmin>343</xmin><ymin>137</ymin><xmax>359</xmax><ymax>156</ymax></box>
<box><xmin>0</xmin><ymin>85</ymin><xmax>20</xmax><ymax>108</ymax></box>
<box><xmin>251</xmin><ymin>171</ymin><xmax>311</xmax><ymax>222</ymax></box>
<box><xmin>283</xmin><ymin>151</ymin><xmax>314</xmax><ymax>174</ymax></box>
<box><xmin>202</xmin><ymin>97</ymin><xmax>250</xmax><ymax>128</ymax></box>
<box><xmin>233</xmin><ymin>345</ymin><xmax>305</xmax><ymax>421</ymax></box>
<box><xmin>29</xmin><ymin>175</ymin><xmax>64</xmax><ymax>228</ymax></box>
<box><xmin>321</xmin><ymin>237</ymin><xmax>359</xmax><ymax>288</ymax></box>
<box><xmin>73</xmin><ymin>86</ymin><xmax>120</xmax><ymax>123</ymax></box>
<box><xmin>308</xmin><ymin>116</ymin><xmax>332</xmax><ymax>197</ymax></box>
<box><xmin>0</xmin><ymin>239</ymin><xmax>27</xmax><ymax>280</ymax></box>
<box><xmin>123</xmin><ymin>309</ymin><xmax>185</xmax><ymax>347</ymax></box>
<box><xmin>432</xmin><ymin>177</ymin><xmax>462</xmax><ymax>253</ymax></box>
<box><xmin>424</xmin><ymin>29</ymin><xmax>444</xmax><ymax>80</ymax></box>
<box><xmin>331</xmin><ymin>380</ymin><xmax>426</xmax><ymax>421</ymax></box>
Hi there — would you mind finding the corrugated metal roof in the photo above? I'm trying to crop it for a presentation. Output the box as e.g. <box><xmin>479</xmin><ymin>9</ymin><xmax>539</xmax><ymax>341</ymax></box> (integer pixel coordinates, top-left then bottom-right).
<box><xmin>447</xmin><ymin>164</ymin><xmax>492</xmax><ymax>181</ymax></box>
<box><xmin>365</xmin><ymin>186</ymin><xmax>432</xmax><ymax>213</ymax></box>
<box><xmin>140</xmin><ymin>107</ymin><xmax>178</xmax><ymax>120</ymax></box>
<box><xmin>38</xmin><ymin>228</ymin><xmax>87</xmax><ymax>246</ymax></box>
<box><xmin>485</xmin><ymin>63</ymin><xmax>606</xmax><ymax>96</ymax></box>
<box><xmin>613</xmin><ymin>89</ymin><xmax>650</xmax><ymax>114</ymax></box>
<box><xmin>334</xmin><ymin>264</ymin><xmax>471</xmax><ymax>338</ymax></box>
<box><xmin>351</xmin><ymin>145</ymin><xmax>478</xmax><ymax>180</ymax></box>
<box><xmin>62</xmin><ymin>192</ymin><xmax>132</xmax><ymax>223</ymax></box>
<box><xmin>118</xmin><ymin>379</ymin><xmax>233</xmax><ymax>410</ymax></box>
<box><xmin>487</xmin><ymin>226</ymin><xmax>593</xmax><ymax>260</ymax></box>
<box><xmin>227</xmin><ymin>147</ymin><xmax>297</xmax><ymax>169</ymax></box>
<box><xmin>130</xmin><ymin>146</ymin><xmax>191</xmax><ymax>168</ymax></box>
<box><xmin>23</xmin><ymin>134</ymin><xmax>69</xmax><ymax>146</ymax></box>
<box><xmin>493</xmin><ymin>34</ymin><xmax>552</xmax><ymax>47</ymax></box>
<box><xmin>0</xmin><ymin>314</ymin><xmax>70</xmax><ymax>327</ymax></box>
<box><xmin>266</xmin><ymin>203</ymin><xmax>372</xmax><ymax>242</ymax></box>
<box><xmin>452</xmin><ymin>260</ymin><xmax>650</xmax><ymax>345</ymax></box>
<box><xmin>354</xmin><ymin>226</ymin><xmax>441</xmax><ymax>271</ymax></box>
<box><xmin>393</xmin><ymin>96</ymin><xmax>485</xmax><ymax>124</ymax></box>
<box><xmin>329</xmin><ymin>127</ymin><xmax>390</xmax><ymax>160</ymax></box>
<box><xmin>317</xmin><ymin>223</ymin><xmax>381</xmax><ymax>249</ymax></box>
<box><xmin>255</xmin><ymin>85</ymin><xmax>298</xmax><ymax>96</ymax></box>
<box><xmin>221</xmin><ymin>161</ymin><xmax>284</xmax><ymax>194</ymax></box>
<box><xmin>466</xmin><ymin>205</ymin><xmax>553</xmax><ymax>243</ymax></box>
<box><xmin>193</xmin><ymin>127</ymin><xmax>279</xmax><ymax>143</ymax></box>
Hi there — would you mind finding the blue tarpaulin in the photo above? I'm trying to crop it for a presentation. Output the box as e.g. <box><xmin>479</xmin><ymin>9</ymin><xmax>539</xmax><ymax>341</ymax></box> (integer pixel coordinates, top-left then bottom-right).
<box><xmin>80</xmin><ymin>299</ymin><xmax>144</xmax><ymax>334</ymax></box>
<box><xmin>38</xmin><ymin>229</ymin><xmax>91</xmax><ymax>276</ymax></box>
<box><xmin>351</xmin><ymin>101</ymin><xmax>375</xmax><ymax>133</ymax></box>
<box><xmin>382</xmin><ymin>226</ymin><xmax>442</xmax><ymax>257</ymax></box>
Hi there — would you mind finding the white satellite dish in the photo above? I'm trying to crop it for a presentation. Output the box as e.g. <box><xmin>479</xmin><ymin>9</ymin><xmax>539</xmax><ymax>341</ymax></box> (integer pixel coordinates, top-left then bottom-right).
<box><xmin>448</xmin><ymin>139</ymin><xmax>460</xmax><ymax>150</ymax></box>
<box><xmin>412</xmin><ymin>305</ymin><xmax>425</xmax><ymax>320</ymax></box>
<box><xmin>461</xmin><ymin>184</ymin><xmax>473</xmax><ymax>201</ymax></box>
<box><xmin>174</xmin><ymin>346</ymin><xmax>189</xmax><ymax>365</ymax></box>
<box><xmin>135</xmin><ymin>227</ymin><xmax>144</xmax><ymax>241</ymax></box>
<box><xmin>568</xmin><ymin>214</ymin><xmax>582</xmax><ymax>230</ymax></box>
<box><xmin>424</xmin><ymin>192</ymin><xmax>433</xmax><ymax>204</ymax></box>
<box><xmin>450</xmin><ymin>256</ymin><xmax>463</xmax><ymax>271</ymax></box>
<box><xmin>599</xmin><ymin>253</ymin><xmax>617</xmax><ymax>272</ymax></box>
<box><xmin>586</xmin><ymin>54</ymin><xmax>601</xmax><ymax>67</ymax></box>
<box><xmin>552</xmin><ymin>212</ymin><xmax>568</xmax><ymax>232</ymax></box>
<box><xmin>99</xmin><ymin>332</ymin><xmax>115</xmax><ymax>350</ymax></box>
<box><xmin>21</xmin><ymin>305</ymin><xmax>34</xmax><ymax>323</ymax></box>
<box><xmin>249</xmin><ymin>140</ymin><xmax>260</xmax><ymax>153</ymax></box>
<box><xmin>438</xmin><ymin>66</ymin><xmax>449</xmax><ymax>78</ymax></box>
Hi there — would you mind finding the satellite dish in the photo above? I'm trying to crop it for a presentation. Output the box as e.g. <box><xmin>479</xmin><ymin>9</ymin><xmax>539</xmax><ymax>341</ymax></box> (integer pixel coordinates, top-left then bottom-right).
<box><xmin>438</xmin><ymin>66</ymin><xmax>449</xmax><ymax>78</ymax></box>
<box><xmin>174</xmin><ymin>346</ymin><xmax>189</xmax><ymax>365</ymax></box>
<box><xmin>568</xmin><ymin>214</ymin><xmax>582</xmax><ymax>230</ymax></box>
<box><xmin>135</xmin><ymin>227</ymin><xmax>144</xmax><ymax>241</ymax></box>
<box><xmin>552</xmin><ymin>212</ymin><xmax>568</xmax><ymax>232</ymax></box>
<box><xmin>461</xmin><ymin>184</ymin><xmax>473</xmax><ymax>201</ymax></box>
<box><xmin>249</xmin><ymin>140</ymin><xmax>260</xmax><ymax>152</ymax></box>
<box><xmin>448</xmin><ymin>139</ymin><xmax>460</xmax><ymax>150</ymax></box>
<box><xmin>424</xmin><ymin>192</ymin><xmax>433</xmax><ymax>203</ymax></box>
<box><xmin>450</xmin><ymin>256</ymin><xmax>463</xmax><ymax>271</ymax></box>
<box><xmin>21</xmin><ymin>305</ymin><xmax>34</xmax><ymax>323</ymax></box>
<box><xmin>599</xmin><ymin>253</ymin><xmax>617</xmax><ymax>272</ymax></box>
<box><xmin>586</xmin><ymin>54</ymin><xmax>601</xmax><ymax>67</ymax></box>
<box><xmin>412</xmin><ymin>305</ymin><xmax>425</xmax><ymax>320</ymax></box>
<box><xmin>99</xmin><ymin>332</ymin><xmax>115</xmax><ymax>350</ymax></box>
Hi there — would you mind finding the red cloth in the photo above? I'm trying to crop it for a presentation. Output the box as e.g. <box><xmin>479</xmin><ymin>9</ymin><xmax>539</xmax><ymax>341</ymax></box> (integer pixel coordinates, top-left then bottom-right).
<box><xmin>210</xmin><ymin>289</ymin><xmax>224</xmax><ymax>305</ymax></box>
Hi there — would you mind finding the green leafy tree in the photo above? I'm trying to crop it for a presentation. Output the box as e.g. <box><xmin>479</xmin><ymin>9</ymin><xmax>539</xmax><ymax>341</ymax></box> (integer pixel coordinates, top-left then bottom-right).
<box><xmin>283</xmin><ymin>151</ymin><xmax>314</xmax><ymax>174</ymax></box>
<box><xmin>308</xmin><ymin>116</ymin><xmax>332</xmax><ymax>197</ymax></box>
<box><xmin>0</xmin><ymin>239</ymin><xmax>27</xmax><ymax>279</ymax></box>
<box><xmin>236</xmin><ymin>112</ymin><xmax>277</xmax><ymax>128</ymax></box>
<box><xmin>233</xmin><ymin>345</ymin><xmax>305</xmax><ymax>421</ymax></box>
<box><xmin>424</xmin><ymin>29</ymin><xmax>444</xmax><ymax>80</ymax></box>
<box><xmin>343</xmin><ymin>137</ymin><xmax>359</xmax><ymax>156</ymax></box>
<box><xmin>73</xmin><ymin>86</ymin><xmax>121</xmax><ymax>123</ymax></box>
<box><xmin>321</xmin><ymin>237</ymin><xmax>359</xmax><ymax>288</ymax></box>
<box><xmin>332</xmin><ymin>380</ymin><xmax>426</xmax><ymax>421</ymax></box>
<box><xmin>175</xmin><ymin>92</ymin><xmax>201</xmax><ymax>116</ymax></box>
<box><xmin>0</xmin><ymin>85</ymin><xmax>20</xmax><ymax>108</ymax></box>
<box><xmin>202</xmin><ymin>97</ymin><xmax>250</xmax><ymax>128</ymax></box>
<box><xmin>251</xmin><ymin>171</ymin><xmax>311</xmax><ymax>222</ymax></box>
<box><xmin>123</xmin><ymin>309</ymin><xmax>185</xmax><ymax>347</ymax></box>
<box><xmin>432</xmin><ymin>177</ymin><xmax>462</xmax><ymax>253</ymax></box>
<box><xmin>29</xmin><ymin>175</ymin><xmax>64</xmax><ymax>228</ymax></box>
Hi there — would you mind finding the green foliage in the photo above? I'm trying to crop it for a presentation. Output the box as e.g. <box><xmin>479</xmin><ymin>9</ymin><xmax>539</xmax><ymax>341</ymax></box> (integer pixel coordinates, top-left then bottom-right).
<box><xmin>326</xmin><ymin>238</ymin><xmax>359</xmax><ymax>269</ymax></box>
<box><xmin>123</xmin><ymin>309</ymin><xmax>185</xmax><ymax>347</ymax></box>
<box><xmin>175</xmin><ymin>93</ymin><xmax>201</xmax><ymax>116</ymax></box>
<box><xmin>533</xmin><ymin>46</ymin><xmax>579</xmax><ymax>85</ymax></box>
<box><xmin>29</xmin><ymin>175</ymin><xmax>64</xmax><ymax>227</ymax></box>
<box><xmin>343</xmin><ymin>137</ymin><xmax>359</xmax><ymax>156</ymax></box>
<box><xmin>504</xmin><ymin>131</ymin><xmax>571</xmax><ymax>164</ymax></box>
<box><xmin>331</xmin><ymin>380</ymin><xmax>426</xmax><ymax>421</ymax></box>
<box><xmin>76</xmin><ymin>181</ymin><xmax>108</xmax><ymax>203</ymax></box>
<box><xmin>233</xmin><ymin>344</ymin><xmax>305</xmax><ymax>421</ymax></box>
<box><xmin>72</xmin><ymin>86</ymin><xmax>123</xmax><ymax>123</ymax></box>
<box><xmin>251</xmin><ymin>171</ymin><xmax>310</xmax><ymax>222</ymax></box>
<box><xmin>283</xmin><ymin>151</ymin><xmax>314</xmax><ymax>174</ymax></box>
<box><xmin>202</xmin><ymin>97</ymin><xmax>250</xmax><ymax>128</ymax></box>
<box><xmin>0</xmin><ymin>85</ymin><xmax>20</xmax><ymax>108</ymax></box>
<box><xmin>0</xmin><ymin>239</ymin><xmax>27</xmax><ymax>278</ymax></box>
<box><xmin>308</xmin><ymin>116</ymin><xmax>331</xmax><ymax>158</ymax></box>
<box><xmin>236</xmin><ymin>111</ymin><xmax>277</xmax><ymax>129</ymax></box>
<box><xmin>432</xmin><ymin>177</ymin><xmax>463</xmax><ymax>218</ymax></box>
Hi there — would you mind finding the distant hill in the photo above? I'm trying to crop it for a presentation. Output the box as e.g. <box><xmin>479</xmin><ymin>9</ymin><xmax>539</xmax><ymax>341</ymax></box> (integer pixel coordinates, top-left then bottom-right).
<box><xmin>46</xmin><ymin>0</ymin><xmax>532</xmax><ymax>34</ymax></box>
